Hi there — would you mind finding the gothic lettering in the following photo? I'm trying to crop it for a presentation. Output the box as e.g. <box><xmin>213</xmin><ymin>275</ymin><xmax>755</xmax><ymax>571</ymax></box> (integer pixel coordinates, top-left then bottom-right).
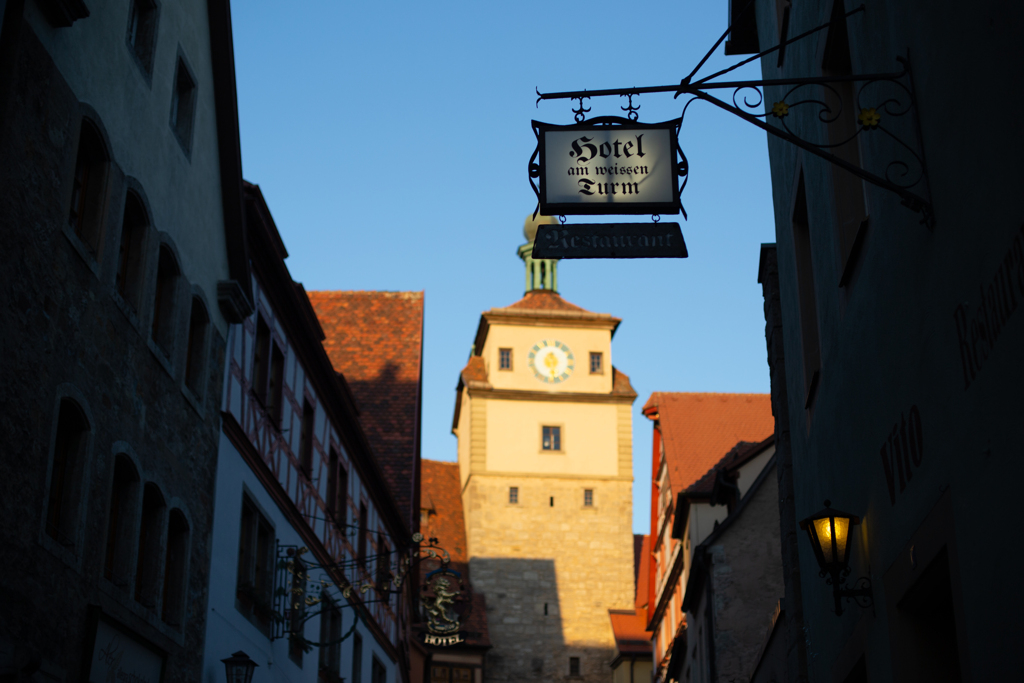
<box><xmin>880</xmin><ymin>405</ymin><xmax>924</xmax><ymax>506</ymax></box>
<box><xmin>569</xmin><ymin>136</ymin><xmax>597</xmax><ymax>164</ymax></box>
<box><xmin>952</xmin><ymin>224</ymin><xmax>1024</xmax><ymax>390</ymax></box>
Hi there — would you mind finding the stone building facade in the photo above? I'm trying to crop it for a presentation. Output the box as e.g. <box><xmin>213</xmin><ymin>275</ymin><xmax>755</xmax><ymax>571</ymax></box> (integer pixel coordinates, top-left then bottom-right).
<box><xmin>0</xmin><ymin>0</ymin><xmax>250</xmax><ymax>679</ymax></box>
<box><xmin>736</xmin><ymin>0</ymin><xmax>1024</xmax><ymax>680</ymax></box>
<box><xmin>451</xmin><ymin>217</ymin><xmax>637</xmax><ymax>682</ymax></box>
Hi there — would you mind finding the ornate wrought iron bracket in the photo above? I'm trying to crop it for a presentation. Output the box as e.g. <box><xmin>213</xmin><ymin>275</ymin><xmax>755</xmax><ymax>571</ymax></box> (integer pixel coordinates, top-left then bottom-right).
<box><xmin>824</xmin><ymin>571</ymin><xmax>873</xmax><ymax>616</ymax></box>
<box><xmin>271</xmin><ymin>533</ymin><xmax>452</xmax><ymax>646</ymax></box>
<box><xmin>535</xmin><ymin>4</ymin><xmax>933</xmax><ymax>228</ymax></box>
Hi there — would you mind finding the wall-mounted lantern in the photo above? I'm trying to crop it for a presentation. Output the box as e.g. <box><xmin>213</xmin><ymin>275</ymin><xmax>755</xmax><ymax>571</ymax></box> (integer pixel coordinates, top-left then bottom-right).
<box><xmin>221</xmin><ymin>651</ymin><xmax>258</xmax><ymax>683</ymax></box>
<box><xmin>799</xmin><ymin>500</ymin><xmax>873</xmax><ymax>616</ymax></box>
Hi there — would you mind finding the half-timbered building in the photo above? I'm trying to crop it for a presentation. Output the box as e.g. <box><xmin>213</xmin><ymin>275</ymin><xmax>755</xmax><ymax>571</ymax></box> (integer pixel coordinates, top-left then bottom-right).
<box><xmin>203</xmin><ymin>182</ymin><xmax>414</xmax><ymax>682</ymax></box>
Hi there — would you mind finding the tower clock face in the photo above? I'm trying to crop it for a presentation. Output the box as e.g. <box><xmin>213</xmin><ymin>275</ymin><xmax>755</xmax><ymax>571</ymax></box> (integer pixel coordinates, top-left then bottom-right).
<box><xmin>528</xmin><ymin>339</ymin><xmax>575</xmax><ymax>384</ymax></box>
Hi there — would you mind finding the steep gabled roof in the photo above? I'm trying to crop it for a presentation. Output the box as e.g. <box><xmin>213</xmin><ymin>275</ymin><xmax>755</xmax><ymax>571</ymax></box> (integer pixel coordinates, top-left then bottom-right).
<box><xmin>420</xmin><ymin>460</ymin><xmax>467</xmax><ymax>563</ymax></box>
<box><xmin>307</xmin><ymin>290</ymin><xmax>424</xmax><ymax>530</ymax></box>
<box><xmin>644</xmin><ymin>392</ymin><xmax>773</xmax><ymax>496</ymax></box>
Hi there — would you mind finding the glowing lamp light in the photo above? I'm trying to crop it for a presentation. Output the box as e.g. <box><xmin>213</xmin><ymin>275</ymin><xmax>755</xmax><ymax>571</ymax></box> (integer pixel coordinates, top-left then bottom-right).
<box><xmin>799</xmin><ymin>500</ymin><xmax>872</xmax><ymax>616</ymax></box>
<box><xmin>221</xmin><ymin>651</ymin><xmax>258</xmax><ymax>683</ymax></box>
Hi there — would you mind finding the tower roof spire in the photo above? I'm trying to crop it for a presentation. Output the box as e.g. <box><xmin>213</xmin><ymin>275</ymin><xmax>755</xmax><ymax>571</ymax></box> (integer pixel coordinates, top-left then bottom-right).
<box><xmin>519</xmin><ymin>213</ymin><xmax>560</xmax><ymax>293</ymax></box>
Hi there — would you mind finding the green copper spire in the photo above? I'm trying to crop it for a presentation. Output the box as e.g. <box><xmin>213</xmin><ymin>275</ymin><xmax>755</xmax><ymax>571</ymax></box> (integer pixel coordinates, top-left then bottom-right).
<box><xmin>519</xmin><ymin>213</ymin><xmax>559</xmax><ymax>293</ymax></box>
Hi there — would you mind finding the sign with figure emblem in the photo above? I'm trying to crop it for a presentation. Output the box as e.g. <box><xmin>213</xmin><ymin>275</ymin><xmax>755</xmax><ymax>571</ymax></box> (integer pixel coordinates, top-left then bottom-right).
<box><xmin>530</xmin><ymin>118</ymin><xmax>684</xmax><ymax>216</ymax></box>
<box><xmin>421</xmin><ymin>566</ymin><xmax>472</xmax><ymax>646</ymax></box>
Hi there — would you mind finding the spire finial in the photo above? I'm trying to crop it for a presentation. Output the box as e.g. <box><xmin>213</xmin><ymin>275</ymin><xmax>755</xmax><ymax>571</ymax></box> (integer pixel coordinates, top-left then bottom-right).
<box><xmin>519</xmin><ymin>213</ymin><xmax>560</xmax><ymax>293</ymax></box>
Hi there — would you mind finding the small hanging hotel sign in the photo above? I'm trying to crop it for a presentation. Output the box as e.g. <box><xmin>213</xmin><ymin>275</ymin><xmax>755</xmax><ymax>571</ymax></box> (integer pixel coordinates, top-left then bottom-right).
<box><xmin>530</xmin><ymin>118</ymin><xmax>684</xmax><ymax>216</ymax></box>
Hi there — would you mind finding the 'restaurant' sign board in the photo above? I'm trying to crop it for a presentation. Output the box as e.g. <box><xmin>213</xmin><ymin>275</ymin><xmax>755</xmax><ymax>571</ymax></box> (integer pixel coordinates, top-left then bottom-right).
<box><xmin>532</xmin><ymin>222</ymin><xmax>687</xmax><ymax>259</ymax></box>
<box><xmin>531</xmin><ymin>118</ymin><xmax>683</xmax><ymax>216</ymax></box>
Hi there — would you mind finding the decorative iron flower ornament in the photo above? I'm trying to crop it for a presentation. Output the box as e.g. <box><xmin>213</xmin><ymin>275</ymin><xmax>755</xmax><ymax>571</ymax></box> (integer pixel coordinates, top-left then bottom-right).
<box><xmin>771</xmin><ymin>101</ymin><xmax>790</xmax><ymax>118</ymax></box>
<box><xmin>858</xmin><ymin>107</ymin><xmax>881</xmax><ymax>128</ymax></box>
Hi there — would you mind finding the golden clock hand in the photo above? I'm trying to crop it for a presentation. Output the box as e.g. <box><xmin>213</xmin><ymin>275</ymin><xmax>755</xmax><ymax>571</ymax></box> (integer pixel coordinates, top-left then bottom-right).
<box><xmin>544</xmin><ymin>352</ymin><xmax>559</xmax><ymax>378</ymax></box>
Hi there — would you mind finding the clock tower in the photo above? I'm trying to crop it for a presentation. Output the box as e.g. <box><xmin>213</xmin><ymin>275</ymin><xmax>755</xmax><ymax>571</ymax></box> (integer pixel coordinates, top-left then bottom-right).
<box><xmin>451</xmin><ymin>215</ymin><xmax>637</xmax><ymax>682</ymax></box>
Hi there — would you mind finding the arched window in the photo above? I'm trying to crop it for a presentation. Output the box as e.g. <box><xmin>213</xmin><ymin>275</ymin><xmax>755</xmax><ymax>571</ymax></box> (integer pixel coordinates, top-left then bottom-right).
<box><xmin>151</xmin><ymin>245</ymin><xmax>180</xmax><ymax>356</ymax></box>
<box><xmin>116</xmin><ymin>191</ymin><xmax>149</xmax><ymax>312</ymax></box>
<box><xmin>184</xmin><ymin>297</ymin><xmax>209</xmax><ymax>395</ymax></box>
<box><xmin>68</xmin><ymin>119</ymin><xmax>109</xmax><ymax>255</ymax></box>
<box><xmin>135</xmin><ymin>482</ymin><xmax>166</xmax><ymax>608</ymax></box>
<box><xmin>46</xmin><ymin>398</ymin><xmax>89</xmax><ymax>545</ymax></box>
<box><xmin>162</xmin><ymin>509</ymin><xmax>190</xmax><ymax>626</ymax></box>
<box><xmin>104</xmin><ymin>454</ymin><xmax>140</xmax><ymax>588</ymax></box>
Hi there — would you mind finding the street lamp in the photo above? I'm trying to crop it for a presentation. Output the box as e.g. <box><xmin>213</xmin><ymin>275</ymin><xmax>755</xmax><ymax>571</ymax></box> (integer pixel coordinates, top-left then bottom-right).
<box><xmin>221</xmin><ymin>651</ymin><xmax>258</xmax><ymax>683</ymax></box>
<box><xmin>799</xmin><ymin>500</ymin><xmax>873</xmax><ymax>616</ymax></box>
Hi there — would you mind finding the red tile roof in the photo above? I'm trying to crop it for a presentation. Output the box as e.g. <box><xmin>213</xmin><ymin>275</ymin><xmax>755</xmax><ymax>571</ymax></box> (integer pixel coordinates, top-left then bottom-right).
<box><xmin>459</xmin><ymin>355</ymin><xmax>490</xmax><ymax>388</ymax></box>
<box><xmin>685</xmin><ymin>436</ymin><xmax>775</xmax><ymax>496</ymax></box>
<box><xmin>609</xmin><ymin>609</ymin><xmax>652</xmax><ymax>655</ymax></box>
<box><xmin>643</xmin><ymin>392</ymin><xmax>773</xmax><ymax>496</ymax></box>
<box><xmin>307</xmin><ymin>291</ymin><xmax>424</xmax><ymax>528</ymax></box>
<box><xmin>420</xmin><ymin>460</ymin><xmax>467</xmax><ymax>563</ymax></box>
<box><xmin>613</xmin><ymin>367</ymin><xmax>637</xmax><ymax>397</ymax></box>
<box><xmin>503</xmin><ymin>290</ymin><xmax>590</xmax><ymax>312</ymax></box>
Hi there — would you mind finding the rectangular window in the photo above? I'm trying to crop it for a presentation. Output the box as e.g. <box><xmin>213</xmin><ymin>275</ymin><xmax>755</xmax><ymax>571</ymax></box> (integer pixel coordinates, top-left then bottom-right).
<box><xmin>352</xmin><ymin>633</ymin><xmax>363</xmax><ymax>683</ymax></box>
<box><xmin>822</xmin><ymin>0</ymin><xmax>868</xmax><ymax>285</ymax></box>
<box><xmin>499</xmin><ymin>348</ymin><xmax>512</xmax><ymax>370</ymax></box>
<box><xmin>299</xmin><ymin>399</ymin><xmax>314</xmax><ymax>477</ymax></box>
<box><xmin>170</xmin><ymin>56</ymin><xmax>197</xmax><ymax>154</ymax></box>
<box><xmin>376</xmin><ymin>535</ymin><xmax>391</xmax><ymax>598</ymax></box>
<box><xmin>542</xmin><ymin>426</ymin><xmax>561</xmax><ymax>451</ymax></box>
<box><xmin>253</xmin><ymin>315</ymin><xmax>271</xmax><ymax>404</ymax></box>
<box><xmin>319</xmin><ymin>596</ymin><xmax>342</xmax><ymax>678</ymax></box>
<box><xmin>327</xmin><ymin>447</ymin><xmax>338</xmax><ymax>517</ymax></box>
<box><xmin>509</xmin><ymin>487</ymin><xmax>519</xmax><ymax>505</ymax></box>
<box><xmin>589</xmin><ymin>352</ymin><xmax>603</xmax><ymax>374</ymax></box>
<box><xmin>268</xmin><ymin>343</ymin><xmax>285</xmax><ymax>427</ymax></box>
<box><xmin>792</xmin><ymin>174</ymin><xmax>822</xmax><ymax>406</ymax></box>
<box><xmin>335</xmin><ymin>459</ymin><xmax>349</xmax><ymax>525</ymax></box>
<box><xmin>357</xmin><ymin>503</ymin><xmax>368</xmax><ymax>569</ymax></box>
<box><xmin>126</xmin><ymin>0</ymin><xmax>158</xmax><ymax>74</ymax></box>
<box><xmin>583</xmin><ymin>489</ymin><xmax>593</xmax><ymax>507</ymax></box>
<box><xmin>46</xmin><ymin>399</ymin><xmax>89</xmax><ymax>545</ymax></box>
<box><xmin>371</xmin><ymin>657</ymin><xmax>387</xmax><ymax>683</ymax></box>
<box><xmin>569</xmin><ymin>657</ymin><xmax>581</xmax><ymax>676</ymax></box>
<box><xmin>236</xmin><ymin>495</ymin><xmax>275</xmax><ymax>634</ymax></box>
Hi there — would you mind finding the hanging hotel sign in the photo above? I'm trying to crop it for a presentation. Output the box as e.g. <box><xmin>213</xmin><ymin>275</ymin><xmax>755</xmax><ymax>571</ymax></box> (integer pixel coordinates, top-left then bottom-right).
<box><xmin>420</xmin><ymin>566</ymin><xmax>472</xmax><ymax>647</ymax></box>
<box><xmin>530</xmin><ymin>117</ymin><xmax>685</xmax><ymax>216</ymax></box>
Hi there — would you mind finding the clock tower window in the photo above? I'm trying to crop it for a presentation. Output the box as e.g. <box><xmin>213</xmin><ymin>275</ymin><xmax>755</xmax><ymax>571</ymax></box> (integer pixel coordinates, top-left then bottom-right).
<box><xmin>542</xmin><ymin>426</ymin><xmax>562</xmax><ymax>452</ymax></box>
<box><xmin>499</xmin><ymin>348</ymin><xmax>513</xmax><ymax>370</ymax></box>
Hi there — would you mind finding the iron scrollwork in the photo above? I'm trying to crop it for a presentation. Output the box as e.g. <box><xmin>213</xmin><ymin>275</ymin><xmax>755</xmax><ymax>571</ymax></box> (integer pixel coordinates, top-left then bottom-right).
<box><xmin>270</xmin><ymin>532</ymin><xmax>453</xmax><ymax>650</ymax></box>
<box><xmin>534</xmin><ymin>3</ymin><xmax>934</xmax><ymax>227</ymax></box>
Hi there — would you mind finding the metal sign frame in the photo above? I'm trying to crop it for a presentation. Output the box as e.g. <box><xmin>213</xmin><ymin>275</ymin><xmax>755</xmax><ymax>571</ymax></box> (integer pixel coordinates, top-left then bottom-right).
<box><xmin>530</xmin><ymin>117</ymin><xmax>687</xmax><ymax>217</ymax></box>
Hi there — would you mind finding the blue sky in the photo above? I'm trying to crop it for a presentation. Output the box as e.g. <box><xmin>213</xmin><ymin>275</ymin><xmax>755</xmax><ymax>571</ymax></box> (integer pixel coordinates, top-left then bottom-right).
<box><xmin>231</xmin><ymin>1</ymin><xmax>775</xmax><ymax>535</ymax></box>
